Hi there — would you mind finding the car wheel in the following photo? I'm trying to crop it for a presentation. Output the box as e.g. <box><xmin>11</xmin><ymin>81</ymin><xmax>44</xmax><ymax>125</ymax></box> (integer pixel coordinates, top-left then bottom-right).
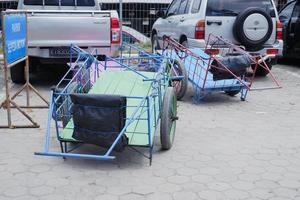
<box><xmin>255</xmin><ymin>60</ymin><xmax>273</xmax><ymax>77</ymax></box>
<box><xmin>10</xmin><ymin>61</ymin><xmax>25</xmax><ymax>84</ymax></box>
<box><xmin>152</xmin><ymin>34</ymin><xmax>160</xmax><ymax>53</ymax></box>
<box><xmin>181</xmin><ymin>40</ymin><xmax>189</xmax><ymax>48</ymax></box>
<box><xmin>233</xmin><ymin>7</ymin><xmax>273</xmax><ymax>50</ymax></box>
<box><xmin>225</xmin><ymin>90</ymin><xmax>241</xmax><ymax>97</ymax></box>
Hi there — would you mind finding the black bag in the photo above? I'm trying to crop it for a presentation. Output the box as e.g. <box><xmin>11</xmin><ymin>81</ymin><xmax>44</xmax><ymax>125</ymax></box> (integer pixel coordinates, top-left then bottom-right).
<box><xmin>70</xmin><ymin>94</ymin><xmax>128</xmax><ymax>152</ymax></box>
<box><xmin>210</xmin><ymin>54</ymin><xmax>251</xmax><ymax>81</ymax></box>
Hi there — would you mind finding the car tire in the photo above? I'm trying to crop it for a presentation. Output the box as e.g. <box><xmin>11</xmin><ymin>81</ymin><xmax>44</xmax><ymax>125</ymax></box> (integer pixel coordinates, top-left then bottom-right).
<box><xmin>181</xmin><ymin>40</ymin><xmax>189</xmax><ymax>48</ymax></box>
<box><xmin>255</xmin><ymin>60</ymin><xmax>273</xmax><ymax>77</ymax></box>
<box><xmin>225</xmin><ymin>90</ymin><xmax>241</xmax><ymax>97</ymax></box>
<box><xmin>233</xmin><ymin>7</ymin><xmax>273</xmax><ymax>50</ymax></box>
<box><xmin>152</xmin><ymin>34</ymin><xmax>160</xmax><ymax>53</ymax></box>
<box><xmin>10</xmin><ymin>61</ymin><xmax>25</xmax><ymax>84</ymax></box>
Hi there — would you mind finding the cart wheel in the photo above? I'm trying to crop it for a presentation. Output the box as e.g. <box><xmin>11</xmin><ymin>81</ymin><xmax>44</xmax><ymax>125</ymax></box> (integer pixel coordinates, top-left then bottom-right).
<box><xmin>161</xmin><ymin>87</ymin><xmax>177</xmax><ymax>150</ymax></box>
<box><xmin>225</xmin><ymin>90</ymin><xmax>241</xmax><ymax>97</ymax></box>
<box><xmin>168</xmin><ymin>60</ymin><xmax>188</xmax><ymax>101</ymax></box>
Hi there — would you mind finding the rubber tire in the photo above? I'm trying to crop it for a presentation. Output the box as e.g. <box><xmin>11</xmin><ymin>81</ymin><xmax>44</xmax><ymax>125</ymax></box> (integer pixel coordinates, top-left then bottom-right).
<box><xmin>233</xmin><ymin>7</ymin><xmax>273</xmax><ymax>50</ymax></box>
<box><xmin>10</xmin><ymin>61</ymin><xmax>25</xmax><ymax>84</ymax></box>
<box><xmin>29</xmin><ymin>57</ymin><xmax>40</xmax><ymax>72</ymax></box>
<box><xmin>255</xmin><ymin>61</ymin><xmax>273</xmax><ymax>77</ymax></box>
<box><xmin>181</xmin><ymin>40</ymin><xmax>189</xmax><ymax>48</ymax></box>
<box><xmin>160</xmin><ymin>87</ymin><xmax>177</xmax><ymax>150</ymax></box>
<box><xmin>169</xmin><ymin>60</ymin><xmax>188</xmax><ymax>100</ymax></box>
<box><xmin>225</xmin><ymin>90</ymin><xmax>241</xmax><ymax>97</ymax></box>
<box><xmin>151</xmin><ymin>34</ymin><xmax>160</xmax><ymax>53</ymax></box>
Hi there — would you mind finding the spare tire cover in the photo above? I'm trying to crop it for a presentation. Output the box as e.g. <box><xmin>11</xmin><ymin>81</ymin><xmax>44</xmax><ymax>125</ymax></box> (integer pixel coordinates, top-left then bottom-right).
<box><xmin>233</xmin><ymin>7</ymin><xmax>273</xmax><ymax>50</ymax></box>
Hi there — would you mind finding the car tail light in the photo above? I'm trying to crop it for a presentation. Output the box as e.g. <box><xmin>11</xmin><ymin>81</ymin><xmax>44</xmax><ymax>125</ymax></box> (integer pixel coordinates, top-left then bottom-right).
<box><xmin>276</xmin><ymin>21</ymin><xmax>283</xmax><ymax>40</ymax></box>
<box><xmin>111</xmin><ymin>18</ymin><xmax>120</xmax><ymax>44</ymax></box>
<box><xmin>205</xmin><ymin>49</ymin><xmax>219</xmax><ymax>55</ymax></box>
<box><xmin>267</xmin><ymin>48</ymin><xmax>279</xmax><ymax>55</ymax></box>
<box><xmin>195</xmin><ymin>20</ymin><xmax>205</xmax><ymax>39</ymax></box>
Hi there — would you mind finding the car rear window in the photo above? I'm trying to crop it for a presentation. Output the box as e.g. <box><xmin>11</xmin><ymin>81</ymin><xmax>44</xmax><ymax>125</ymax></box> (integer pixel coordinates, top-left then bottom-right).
<box><xmin>206</xmin><ymin>0</ymin><xmax>275</xmax><ymax>17</ymax></box>
<box><xmin>24</xmin><ymin>0</ymin><xmax>43</xmax><ymax>5</ymax></box>
<box><xmin>24</xmin><ymin>0</ymin><xmax>95</xmax><ymax>6</ymax></box>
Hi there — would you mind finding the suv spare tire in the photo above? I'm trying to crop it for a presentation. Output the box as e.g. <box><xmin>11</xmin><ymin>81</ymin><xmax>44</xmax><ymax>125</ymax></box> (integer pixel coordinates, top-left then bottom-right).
<box><xmin>233</xmin><ymin>7</ymin><xmax>273</xmax><ymax>50</ymax></box>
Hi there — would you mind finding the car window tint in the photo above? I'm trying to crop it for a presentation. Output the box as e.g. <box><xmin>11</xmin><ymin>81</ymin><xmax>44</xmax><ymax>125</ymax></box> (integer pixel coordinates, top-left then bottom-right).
<box><xmin>167</xmin><ymin>0</ymin><xmax>181</xmax><ymax>17</ymax></box>
<box><xmin>292</xmin><ymin>3</ymin><xmax>300</xmax><ymax>18</ymax></box>
<box><xmin>61</xmin><ymin>0</ymin><xmax>75</xmax><ymax>6</ymax></box>
<box><xmin>77</xmin><ymin>0</ymin><xmax>95</xmax><ymax>6</ymax></box>
<box><xmin>185</xmin><ymin>0</ymin><xmax>191</xmax><ymax>13</ymax></box>
<box><xmin>206</xmin><ymin>0</ymin><xmax>275</xmax><ymax>17</ymax></box>
<box><xmin>178</xmin><ymin>0</ymin><xmax>189</xmax><ymax>15</ymax></box>
<box><xmin>280</xmin><ymin>2</ymin><xmax>296</xmax><ymax>19</ymax></box>
<box><xmin>191</xmin><ymin>0</ymin><xmax>202</xmax><ymax>14</ymax></box>
<box><xmin>24</xmin><ymin>0</ymin><xmax>43</xmax><ymax>5</ymax></box>
<box><xmin>44</xmin><ymin>0</ymin><xmax>59</xmax><ymax>6</ymax></box>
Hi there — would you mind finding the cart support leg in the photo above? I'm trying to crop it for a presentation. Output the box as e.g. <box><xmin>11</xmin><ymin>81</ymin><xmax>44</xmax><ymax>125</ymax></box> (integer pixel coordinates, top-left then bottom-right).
<box><xmin>241</xmin><ymin>89</ymin><xmax>248</xmax><ymax>101</ymax></box>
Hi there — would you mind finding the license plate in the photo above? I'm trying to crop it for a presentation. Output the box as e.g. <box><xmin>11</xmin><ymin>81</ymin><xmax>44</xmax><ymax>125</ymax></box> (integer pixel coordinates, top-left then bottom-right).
<box><xmin>50</xmin><ymin>48</ymin><xmax>72</xmax><ymax>57</ymax></box>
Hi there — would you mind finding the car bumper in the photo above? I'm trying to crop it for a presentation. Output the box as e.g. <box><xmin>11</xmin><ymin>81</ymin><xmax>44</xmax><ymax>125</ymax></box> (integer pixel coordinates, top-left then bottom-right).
<box><xmin>28</xmin><ymin>44</ymin><xmax>120</xmax><ymax>60</ymax></box>
<box><xmin>187</xmin><ymin>38</ymin><xmax>283</xmax><ymax>58</ymax></box>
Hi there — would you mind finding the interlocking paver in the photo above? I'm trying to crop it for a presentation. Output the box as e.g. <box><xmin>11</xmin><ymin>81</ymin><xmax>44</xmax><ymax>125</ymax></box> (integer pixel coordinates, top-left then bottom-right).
<box><xmin>224</xmin><ymin>189</ymin><xmax>250</xmax><ymax>200</ymax></box>
<box><xmin>232</xmin><ymin>181</ymin><xmax>255</xmax><ymax>190</ymax></box>
<box><xmin>278</xmin><ymin>179</ymin><xmax>300</xmax><ymax>189</ymax></box>
<box><xmin>120</xmin><ymin>193</ymin><xmax>146</xmax><ymax>200</ymax></box>
<box><xmin>167</xmin><ymin>175</ymin><xmax>190</xmax><ymax>184</ymax></box>
<box><xmin>173</xmin><ymin>191</ymin><xmax>198</xmax><ymax>200</ymax></box>
<box><xmin>158</xmin><ymin>183</ymin><xmax>182</xmax><ymax>193</ymax></box>
<box><xmin>198</xmin><ymin>190</ymin><xmax>223</xmax><ymax>200</ymax></box>
<box><xmin>207</xmin><ymin>181</ymin><xmax>232</xmax><ymax>191</ymax></box>
<box><xmin>94</xmin><ymin>194</ymin><xmax>118</xmax><ymax>200</ymax></box>
<box><xmin>132</xmin><ymin>185</ymin><xmax>156</xmax><ymax>195</ymax></box>
<box><xmin>3</xmin><ymin>186</ymin><xmax>28</xmax><ymax>197</ymax></box>
<box><xmin>30</xmin><ymin>186</ymin><xmax>55</xmax><ymax>196</ymax></box>
<box><xmin>107</xmin><ymin>185</ymin><xmax>131</xmax><ymax>196</ymax></box>
<box><xmin>254</xmin><ymin>180</ymin><xmax>279</xmax><ymax>189</ymax></box>
<box><xmin>249</xmin><ymin>188</ymin><xmax>274</xmax><ymax>199</ymax></box>
<box><xmin>273</xmin><ymin>187</ymin><xmax>298</xmax><ymax>199</ymax></box>
<box><xmin>146</xmin><ymin>192</ymin><xmax>173</xmax><ymax>200</ymax></box>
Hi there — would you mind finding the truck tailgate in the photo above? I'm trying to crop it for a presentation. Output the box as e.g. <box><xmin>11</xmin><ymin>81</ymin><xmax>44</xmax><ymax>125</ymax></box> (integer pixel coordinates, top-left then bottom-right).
<box><xmin>27</xmin><ymin>11</ymin><xmax>111</xmax><ymax>47</ymax></box>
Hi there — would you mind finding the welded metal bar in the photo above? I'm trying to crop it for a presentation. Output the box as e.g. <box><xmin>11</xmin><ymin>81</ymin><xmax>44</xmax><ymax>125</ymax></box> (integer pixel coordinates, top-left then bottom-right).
<box><xmin>44</xmin><ymin>92</ymin><xmax>54</xmax><ymax>152</ymax></box>
<box><xmin>34</xmin><ymin>152</ymin><xmax>115</xmax><ymax>160</ymax></box>
<box><xmin>105</xmin><ymin>97</ymin><xmax>148</xmax><ymax>156</ymax></box>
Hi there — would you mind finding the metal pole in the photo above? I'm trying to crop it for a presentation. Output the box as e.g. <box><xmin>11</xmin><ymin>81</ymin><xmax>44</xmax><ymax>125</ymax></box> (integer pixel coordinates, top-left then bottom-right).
<box><xmin>25</xmin><ymin>13</ymin><xmax>30</xmax><ymax>107</ymax></box>
<box><xmin>119</xmin><ymin>0</ymin><xmax>123</xmax><ymax>44</ymax></box>
<box><xmin>2</xmin><ymin>13</ymin><xmax>12</xmax><ymax>128</ymax></box>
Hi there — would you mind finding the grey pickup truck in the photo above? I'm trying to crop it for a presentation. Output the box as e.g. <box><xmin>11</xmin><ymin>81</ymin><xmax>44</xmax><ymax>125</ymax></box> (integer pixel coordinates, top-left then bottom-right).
<box><xmin>12</xmin><ymin>0</ymin><xmax>120</xmax><ymax>83</ymax></box>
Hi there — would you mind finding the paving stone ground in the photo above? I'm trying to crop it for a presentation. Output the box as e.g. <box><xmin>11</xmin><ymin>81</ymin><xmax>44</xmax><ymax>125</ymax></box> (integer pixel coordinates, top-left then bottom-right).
<box><xmin>0</xmin><ymin>60</ymin><xmax>300</xmax><ymax>200</ymax></box>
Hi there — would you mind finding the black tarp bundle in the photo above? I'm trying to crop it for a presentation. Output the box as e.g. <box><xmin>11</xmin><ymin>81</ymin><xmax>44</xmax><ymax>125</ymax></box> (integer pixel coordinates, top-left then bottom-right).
<box><xmin>70</xmin><ymin>94</ymin><xmax>128</xmax><ymax>152</ymax></box>
<box><xmin>210</xmin><ymin>54</ymin><xmax>252</xmax><ymax>81</ymax></box>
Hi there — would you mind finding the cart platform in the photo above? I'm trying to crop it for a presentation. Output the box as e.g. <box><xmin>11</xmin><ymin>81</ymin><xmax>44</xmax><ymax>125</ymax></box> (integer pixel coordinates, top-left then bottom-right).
<box><xmin>60</xmin><ymin>70</ymin><xmax>158</xmax><ymax>147</ymax></box>
<box><xmin>185</xmin><ymin>48</ymin><xmax>248</xmax><ymax>91</ymax></box>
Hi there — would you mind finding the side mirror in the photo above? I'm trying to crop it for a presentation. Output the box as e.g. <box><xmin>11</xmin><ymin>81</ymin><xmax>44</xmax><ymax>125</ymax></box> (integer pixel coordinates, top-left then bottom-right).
<box><xmin>156</xmin><ymin>10</ymin><xmax>165</xmax><ymax>18</ymax></box>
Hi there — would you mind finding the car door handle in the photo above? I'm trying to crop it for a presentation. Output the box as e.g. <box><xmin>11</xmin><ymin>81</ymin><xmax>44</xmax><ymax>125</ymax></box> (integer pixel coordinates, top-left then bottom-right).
<box><xmin>168</xmin><ymin>20</ymin><xmax>172</xmax><ymax>23</ymax></box>
<box><xmin>180</xmin><ymin>18</ymin><xmax>185</xmax><ymax>22</ymax></box>
<box><xmin>207</xmin><ymin>20</ymin><xmax>222</xmax><ymax>25</ymax></box>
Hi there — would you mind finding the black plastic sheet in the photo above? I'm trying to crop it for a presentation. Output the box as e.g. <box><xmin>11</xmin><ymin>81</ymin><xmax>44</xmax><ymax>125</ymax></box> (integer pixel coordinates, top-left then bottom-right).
<box><xmin>210</xmin><ymin>54</ymin><xmax>251</xmax><ymax>81</ymax></box>
<box><xmin>70</xmin><ymin>94</ymin><xmax>128</xmax><ymax>152</ymax></box>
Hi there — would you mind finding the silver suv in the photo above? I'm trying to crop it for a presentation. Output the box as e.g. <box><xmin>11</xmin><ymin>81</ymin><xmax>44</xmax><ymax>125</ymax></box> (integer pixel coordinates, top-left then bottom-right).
<box><xmin>152</xmin><ymin>0</ymin><xmax>283</xmax><ymax>76</ymax></box>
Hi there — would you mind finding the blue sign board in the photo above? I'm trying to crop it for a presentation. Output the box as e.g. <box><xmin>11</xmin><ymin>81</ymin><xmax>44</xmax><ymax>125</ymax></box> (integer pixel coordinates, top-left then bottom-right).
<box><xmin>3</xmin><ymin>14</ymin><xmax>27</xmax><ymax>65</ymax></box>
